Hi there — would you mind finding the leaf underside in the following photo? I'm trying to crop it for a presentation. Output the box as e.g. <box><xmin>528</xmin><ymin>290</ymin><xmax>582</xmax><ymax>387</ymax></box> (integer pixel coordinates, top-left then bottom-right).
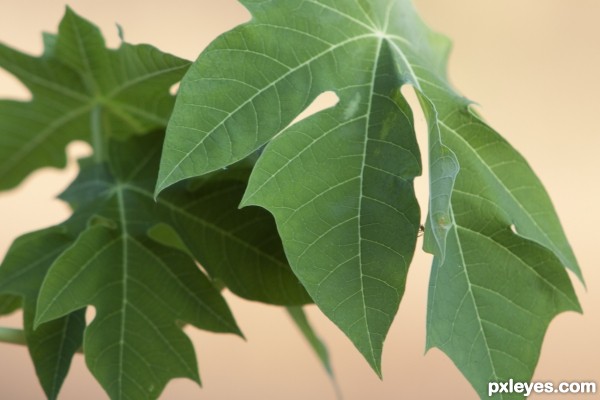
<box><xmin>156</xmin><ymin>0</ymin><xmax>582</xmax><ymax>395</ymax></box>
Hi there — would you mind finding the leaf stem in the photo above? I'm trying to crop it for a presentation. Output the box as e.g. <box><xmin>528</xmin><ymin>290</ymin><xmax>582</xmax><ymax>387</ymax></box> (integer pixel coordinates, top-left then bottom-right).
<box><xmin>91</xmin><ymin>105</ymin><xmax>104</xmax><ymax>162</ymax></box>
<box><xmin>287</xmin><ymin>307</ymin><xmax>343</xmax><ymax>400</ymax></box>
<box><xmin>0</xmin><ymin>326</ymin><xmax>27</xmax><ymax>346</ymax></box>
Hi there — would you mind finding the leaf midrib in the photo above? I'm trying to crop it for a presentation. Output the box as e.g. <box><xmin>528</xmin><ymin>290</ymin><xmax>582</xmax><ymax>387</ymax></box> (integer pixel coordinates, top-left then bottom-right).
<box><xmin>447</xmin><ymin>208</ymin><xmax>501</xmax><ymax>393</ymax></box>
<box><xmin>355</xmin><ymin>37</ymin><xmax>384</xmax><ymax>372</ymax></box>
<box><xmin>115</xmin><ymin>186</ymin><xmax>129</xmax><ymax>399</ymax></box>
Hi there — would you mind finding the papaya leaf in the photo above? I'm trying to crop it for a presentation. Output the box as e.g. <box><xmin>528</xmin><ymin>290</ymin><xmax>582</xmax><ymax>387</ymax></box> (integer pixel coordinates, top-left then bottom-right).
<box><xmin>0</xmin><ymin>228</ymin><xmax>85</xmax><ymax>400</ymax></box>
<box><xmin>419</xmin><ymin>70</ymin><xmax>582</xmax><ymax>399</ymax></box>
<box><xmin>24</xmin><ymin>130</ymin><xmax>307</xmax><ymax>399</ymax></box>
<box><xmin>157</xmin><ymin>0</ymin><xmax>424</xmax><ymax>375</ymax></box>
<box><xmin>0</xmin><ymin>7</ymin><xmax>189</xmax><ymax>191</ymax></box>
<box><xmin>105</xmin><ymin>132</ymin><xmax>312</xmax><ymax>306</ymax></box>
<box><xmin>36</xmin><ymin>225</ymin><xmax>236</xmax><ymax>399</ymax></box>
<box><xmin>426</xmin><ymin>206</ymin><xmax>581</xmax><ymax>399</ymax></box>
<box><xmin>155</xmin><ymin>0</ymin><xmax>582</xmax><ymax>394</ymax></box>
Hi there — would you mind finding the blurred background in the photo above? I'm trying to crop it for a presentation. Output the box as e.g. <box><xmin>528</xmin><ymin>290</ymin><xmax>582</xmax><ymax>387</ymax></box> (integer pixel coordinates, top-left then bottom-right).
<box><xmin>0</xmin><ymin>1</ymin><xmax>598</xmax><ymax>399</ymax></box>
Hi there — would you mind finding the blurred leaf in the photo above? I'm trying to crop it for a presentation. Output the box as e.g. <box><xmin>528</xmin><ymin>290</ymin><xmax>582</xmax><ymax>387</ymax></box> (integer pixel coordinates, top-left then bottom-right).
<box><xmin>287</xmin><ymin>306</ymin><xmax>333</xmax><ymax>377</ymax></box>
<box><xmin>27</xmin><ymin>130</ymin><xmax>308</xmax><ymax>399</ymax></box>
<box><xmin>0</xmin><ymin>7</ymin><xmax>189</xmax><ymax>191</ymax></box>
<box><xmin>0</xmin><ymin>294</ymin><xmax>21</xmax><ymax>316</ymax></box>
<box><xmin>0</xmin><ymin>228</ymin><xmax>85</xmax><ymax>400</ymax></box>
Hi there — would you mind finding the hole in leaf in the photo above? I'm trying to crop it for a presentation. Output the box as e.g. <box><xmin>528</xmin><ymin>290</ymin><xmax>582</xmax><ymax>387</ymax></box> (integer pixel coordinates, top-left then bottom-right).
<box><xmin>86</xmin><ymin>306</ymin><xmax>97</xmax><ymax>324</ymax></box>
<box><xmin>400</xmin><ymin>84</ymin><xmax>429</xmax><ymax>213</ymax></box>
<box><xmin>67</xmin><ymin>140</ymin><xmax>93</xmax><ymax>161</ymax></box>
<box><xmin>510</xmin><ymin>224</ymin><xmax>518</xmax><ymax>234</ymax></box>
<box><xmin>169</xmin><ymin>82</ymin><xmax>180</xmax><ymax>96</ymax></box>
<box><xmin>290</xmin><ymin>91</ymin><xmax>339</xmax><ymax>125</ymax></box>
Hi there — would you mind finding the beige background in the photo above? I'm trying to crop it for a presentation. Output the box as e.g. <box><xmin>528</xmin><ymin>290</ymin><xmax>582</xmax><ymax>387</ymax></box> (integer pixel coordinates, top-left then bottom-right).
<box><xmin>0</xmin><ymin>1</ymin><xmax>598</xmax><ymax>399</ymax></box>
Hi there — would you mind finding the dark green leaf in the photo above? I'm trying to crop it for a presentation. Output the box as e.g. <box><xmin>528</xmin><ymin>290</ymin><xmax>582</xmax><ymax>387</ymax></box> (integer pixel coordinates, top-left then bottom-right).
<box><xmin>36</xmin><ymin>225</ymin><xmax>235</xmax><ymax>399</ymax></box>
<box><xmin>0</xmin><ymin>294</ymin><xmax>21</xmax><ymax>316</ymax></box>
<box><xmin>0</xmin><ymin>7</ymin><xmax>189</xmax><ymax>191</ymax></box>
<box><xmin>107</xmin><ymin>132</ymin><xmax>311</xmax><ymax>305</ymax></box>
<box><xmin>0</xmin><ymin>228</ymin><xmax>85</xmax><ymax>400</ymax></box>
<box><xmin>159</xmin><ymin>175</ymin><xmax>312</xmax><ymax>306</ymax></box>
<box><xmin>29</xmin><ymin>130</ymin><xmax>308</xmax><ymax>399</ymax></box>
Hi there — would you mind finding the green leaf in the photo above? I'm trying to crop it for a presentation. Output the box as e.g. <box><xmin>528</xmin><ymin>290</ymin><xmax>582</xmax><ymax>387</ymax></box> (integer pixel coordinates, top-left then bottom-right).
<box><xmin>29</xmin><ymin>130</ymin><xmax>308</xmax><ymax>399</ymax></box>
<box><xmin>287</xmin><ymin>306</ymin><xmax>343</xmax><ymax>399</ymax></box>
<box><xmin>108</xmin><ymin>132</ymin><xmax>311</xmax><ymax>305</ymax></box>
<box><xmin>0</xmin><ymin>294</ymin><xmax>21</xmax><ymax>316</ymax></box>
<box><xmin>36</xmin><ymin>225</ymin><xmax>235</xmax><ymax>399</ymax></box>
<box><xmin>34</xmin><ymin>137</ymin><xmax>240</xmax><ymax>399</ymax></box>
<box><xmin>157</xmin><ymin>0</ymin><xmax>424</xmax><ymax>374</ymax></box>
<box><xmin>0</xmin><ymin>228</ymin><xmax>85</xmax><ymax>400</ymax></box>
<box><xmin>0</xmin><ymin>7</ymin><xmax>189</xmax><ymax>191</ymax></box>
<box><xmin>420</xmin><ymin>81</ymin><xmax>583</xmax><ymax>397</ymax></box>
<box><xmin>158</xmin><ymin>173</ymin><xmax>312</xmax><ymax>305</ymax></box>
<box><xmin>156</xmin><ymin>0</ymin><xmax>582</xmax><ymax>391</ymax></box>
<box><xmin>426</xmin><ymin>208</ymin><xmax>581</xmax><ymax>399</ymax></box>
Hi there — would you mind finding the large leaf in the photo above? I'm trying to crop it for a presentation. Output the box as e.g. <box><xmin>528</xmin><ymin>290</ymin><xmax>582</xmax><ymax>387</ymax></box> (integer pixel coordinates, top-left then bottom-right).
<box><xmin>0</xmin><ymin>7</ymin><xmax>189</xmax><ymax>191</ymax></box>
<box><xmin>27</xmin><ymin>130</ymin><xmax>309</xmax><ymax>399</ymax></box>
<box><xmin>0</xmin><ymin>228</ymin><xmax>85</xmax><ymax>400</ymax></box>
<box><xmin>157</xmin><ymin>0</ymin><xmax>423</xmax><ymax>374</ymax></box>
<box><xmin>155</xmin><ymin>0</ymin><xmax>582</xmax><ymax>392</ymax></box>
<box><xmin>32</xmin><ymin>147</ymin><xmax>240</xmax><ymax>398</ymax></box>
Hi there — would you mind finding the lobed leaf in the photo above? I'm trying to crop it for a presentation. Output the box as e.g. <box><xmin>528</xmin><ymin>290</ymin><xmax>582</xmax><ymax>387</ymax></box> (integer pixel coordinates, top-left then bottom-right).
<box><xmin>18</xmin><ymin>130</ymin><xmax>308</xmax><ymax>399</ymax></box>
<box><xmin>36</xmin><ymin>226</ymin><xmax>237</xmax><ymax>399</ymax></box>
<box><xmin>420</xmin><ymin>81</ymin><xmax>583</xmax><ymax>399</ymax></box>
<box><xmin>156</xmin><ymin>0</ymin><xmax>582</xmax><ymax>394</ymax></box>
<box><xmin>157</xmin><ymin>0</ymin><xmax>426</xmax><ymax>375</ymax></box>
<box><xmin>0</xmin><ymin>7</ymin><xmax>189</xmax><ymax>191</ymax></box>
